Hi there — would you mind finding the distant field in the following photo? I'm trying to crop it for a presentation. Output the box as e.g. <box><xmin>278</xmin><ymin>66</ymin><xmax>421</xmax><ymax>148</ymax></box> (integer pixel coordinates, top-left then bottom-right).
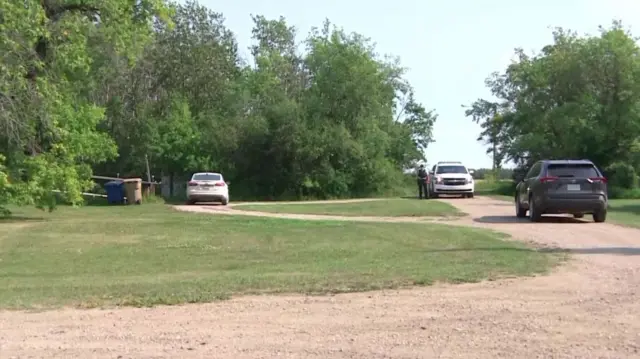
<box><xmin>235</xmin><ymin>198</ymin><xmax>464</xmax><ymax>217</ymax></box>
<box><xmin>0</xmin><ymin>204</ymin><xmax>560</xmax><ymax>309</ymax></box>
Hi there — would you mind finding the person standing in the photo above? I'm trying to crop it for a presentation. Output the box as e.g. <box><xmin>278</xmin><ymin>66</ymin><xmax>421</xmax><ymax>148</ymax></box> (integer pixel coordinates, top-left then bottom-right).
<box><xmin>416</xmin><ymin>164</ymin><xmax>429</xmax><ymax>199</ymax></box>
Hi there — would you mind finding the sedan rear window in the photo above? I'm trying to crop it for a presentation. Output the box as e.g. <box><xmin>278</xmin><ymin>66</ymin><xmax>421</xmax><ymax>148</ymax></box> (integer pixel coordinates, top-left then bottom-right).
<box><xmin>547</xmin><ymin>164</ymin><xmax>599</xmax><ymax>178</ymax></box>
<box><xmin>192</xmin><ymin>173</ymin><xmax>222</xmax><ymax>181</ymax></box>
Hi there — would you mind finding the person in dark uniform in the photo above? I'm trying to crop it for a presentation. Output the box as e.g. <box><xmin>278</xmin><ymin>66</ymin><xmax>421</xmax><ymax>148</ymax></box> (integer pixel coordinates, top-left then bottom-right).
<box><xmin>416</xmin><ymin>164</ymin><xmax>429</xmax><ymax>199</ymax></box>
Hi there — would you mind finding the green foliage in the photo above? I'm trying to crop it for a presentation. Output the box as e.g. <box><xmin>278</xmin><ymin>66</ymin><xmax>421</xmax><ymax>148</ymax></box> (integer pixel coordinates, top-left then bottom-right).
<box><xmin>0</xmin><ymin>0</ymin><xmax>170</xmax><ymax>213</ymax></box>
<box><xmin>471</xmin><ymin>168</ymin><xmax>514</xmax><ymax>180</ymax></box>
<box><xmin>2</xmin><ymin>1</ymin><xmax>436</xmax><ymax>208</ymax></box>
<box><xmin>87</xmin><ymin>5</ymin><xmax>438</xmax><ymax>201</ymax></box>
<box><xmin>466</xmin><ymin>21</ymin><xmax>640</xmax><ymax>196</ymax></box>
<box><xmin>605</xmin><ymin>162</ymin><xmax>638</xmax><ymax>189</ymax></box>
<box><xmin>475</xmin><ymin>179</ymin><xmax>516</xmax><ymax>197</ymax></box>
<box><xmin>608</xmin><ymin>186</ymin><xmax>640</xmax><ymax>199</ymax></box>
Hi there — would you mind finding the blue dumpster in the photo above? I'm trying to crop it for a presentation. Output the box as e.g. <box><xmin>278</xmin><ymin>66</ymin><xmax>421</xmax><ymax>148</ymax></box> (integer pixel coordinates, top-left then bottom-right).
<box><xmin>104</xmin><ymin>180</ymin><xmax>125</xmax><ymax>204</ymax></box>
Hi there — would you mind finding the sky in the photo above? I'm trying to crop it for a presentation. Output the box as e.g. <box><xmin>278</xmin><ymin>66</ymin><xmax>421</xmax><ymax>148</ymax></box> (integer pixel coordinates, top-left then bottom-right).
<box><xmin>195</xmin><ymin>0</ymin><xmax>640</xmax><ymax>169</ymax></box>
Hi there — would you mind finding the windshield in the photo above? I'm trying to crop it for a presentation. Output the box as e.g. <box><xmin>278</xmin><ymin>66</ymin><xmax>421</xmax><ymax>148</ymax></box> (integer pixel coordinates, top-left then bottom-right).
<box><xmin>192</xmin><ymin>173</ymin><xmax>222</xmax><ymax>181</ymax></box>
<box><xmin>547</xmin><ymin>164</ymin><xmax>599</xmax><ymax>178</ymax></box>
<box><xmin>436</xmin><ymin>165</ymin><xmax>467</xmax><ymax>174</ymax></box>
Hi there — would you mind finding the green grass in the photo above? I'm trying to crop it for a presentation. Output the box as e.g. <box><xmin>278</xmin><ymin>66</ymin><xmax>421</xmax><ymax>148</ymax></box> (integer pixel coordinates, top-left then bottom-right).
<box><xmin>235</xmin><ymin>198</ymin><xmax>464</xmax><ymax>217</ymax></box>
<box><xmin>475</xmin><ymin>179</ymin><xmax>516</xmax><ymax>197</ymax></box>
<box><xmin>0</xmin><ymin>204</ymin><xmax>559</xmax><ymax>309</ymax></box>
<box><xmin>607</xmin><ymin>199</ymin><xmax>640</xmax><ymax>228</ymax></box>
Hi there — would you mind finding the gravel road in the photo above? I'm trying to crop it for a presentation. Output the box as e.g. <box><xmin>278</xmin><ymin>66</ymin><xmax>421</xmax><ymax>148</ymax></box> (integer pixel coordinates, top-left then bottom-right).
<box><xmin>1</xmin><ymin>197</ymin><xmax>639</xmax><ymax>359</ymax></box>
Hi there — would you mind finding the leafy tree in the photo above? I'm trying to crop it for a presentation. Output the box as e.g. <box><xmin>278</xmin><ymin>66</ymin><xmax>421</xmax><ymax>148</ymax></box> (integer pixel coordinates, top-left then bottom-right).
<box><xmin>466</xmin><ymin>21</ymin><xmax>640</xmax><ymax>189</ymax></box>
<box><xmin>2</xmin><ymin>2</ymin><xmax>438</xmax><ymax>209</ymax></box>
<box><xmin>0</xmin><ymin>0</ymin><xmax>170</xmax><ymax>213</ymax></box>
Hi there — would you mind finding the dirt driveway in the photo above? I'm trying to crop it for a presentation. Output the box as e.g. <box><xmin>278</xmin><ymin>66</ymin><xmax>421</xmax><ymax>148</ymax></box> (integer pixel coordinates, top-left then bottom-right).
<box><xmin>2</xmin><ymin>197</ymin><xmax>640</xmax><ymax>359</ymax></box>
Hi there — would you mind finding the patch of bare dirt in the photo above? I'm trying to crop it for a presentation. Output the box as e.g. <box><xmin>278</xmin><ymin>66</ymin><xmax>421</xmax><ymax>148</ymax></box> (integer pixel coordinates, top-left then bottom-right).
<box><xmin>2</xmin><ymin>197</ymin><xmax>640</xmax><ymax>359</ymax></box>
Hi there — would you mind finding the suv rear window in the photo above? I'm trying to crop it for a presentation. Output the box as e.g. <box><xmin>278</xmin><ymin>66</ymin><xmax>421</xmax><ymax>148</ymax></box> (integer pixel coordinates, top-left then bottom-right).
<box><xmin>547</xmin><ymin>164</ymin><xmax>599</xmax><ymax>178</ymax></box>
<box><xmin>192</xmin><ymin>173</ymin><xmax>222</xmax><ymax>181</ymax></box>
<box><xmin>436</xmin><ymin>165</ymin><xmax>467</xmax><ymax>174</ymax></box>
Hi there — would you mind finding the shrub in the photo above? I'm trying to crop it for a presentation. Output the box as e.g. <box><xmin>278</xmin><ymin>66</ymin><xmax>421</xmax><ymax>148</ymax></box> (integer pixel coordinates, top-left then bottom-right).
<box><xmin>608</xmin><ymin>186</ymin><xmax>640</xmax><ymax>199</ymax></box>
<box><xmin>475</xmin><ymin>179</ymin><xmax>516</xmax><ymax>196</ymax></box>
<box><xmin>604</xmin><ymin>162</ymin><xmax>638</xmax><ymax>189</ymax></box>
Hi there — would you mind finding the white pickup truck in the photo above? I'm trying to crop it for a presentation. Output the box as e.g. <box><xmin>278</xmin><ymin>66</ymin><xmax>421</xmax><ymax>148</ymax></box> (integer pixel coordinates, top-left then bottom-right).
<box><xmin>428</xmin><ymin>161</ymin><xmax>475</xmax><ymax>198</ymax></box>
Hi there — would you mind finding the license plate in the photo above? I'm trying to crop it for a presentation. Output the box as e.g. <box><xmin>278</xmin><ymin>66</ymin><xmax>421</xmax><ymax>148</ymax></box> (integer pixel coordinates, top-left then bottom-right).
<box><xmin>567</xmin><ymin>184</ymin><xmax>580</xmax><ymax>191</ymax></box>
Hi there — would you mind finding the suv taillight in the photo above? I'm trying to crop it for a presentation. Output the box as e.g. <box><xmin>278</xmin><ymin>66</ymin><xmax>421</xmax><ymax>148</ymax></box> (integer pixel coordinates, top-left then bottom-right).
<box><xmin>539</xmin><ymin>176</ymin><xmax>558</xmax><ymax>183</ymax></box>
<box><xmin>588</xmin><ymin>177</ymin><xmax>607</xmax><ymax>183</ymax></box>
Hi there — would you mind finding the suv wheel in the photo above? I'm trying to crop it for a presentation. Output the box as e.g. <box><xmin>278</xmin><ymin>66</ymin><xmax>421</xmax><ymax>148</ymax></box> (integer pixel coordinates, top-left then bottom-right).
<box><xmin>593</xmin><ymin>209</ymin><xmax>607</xmax><ymax>223</ymax></box>
<box><xmin>529</xmin><ymin>195</ymin><xmax>542</xmax><ymax>222</ymax></box>
<box><xmin>515</xmin><ymin>195</ymin><xmax>527</xmax><ymax>218</ymax></box>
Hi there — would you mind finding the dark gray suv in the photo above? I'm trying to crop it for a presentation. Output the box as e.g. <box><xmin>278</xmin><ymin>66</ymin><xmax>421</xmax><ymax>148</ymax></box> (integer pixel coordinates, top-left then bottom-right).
<box><xmin>514</xmin><ymin>160</ymin><xmax>608</xmax><ymax>222</ymax></box>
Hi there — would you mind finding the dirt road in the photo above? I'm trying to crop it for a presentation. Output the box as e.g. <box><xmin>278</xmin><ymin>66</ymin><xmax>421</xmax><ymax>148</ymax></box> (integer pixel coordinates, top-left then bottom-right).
<box><xmin>2</xmin><ymin>197</ymin><xmax>640</xmax><ymax>359</ymax></box>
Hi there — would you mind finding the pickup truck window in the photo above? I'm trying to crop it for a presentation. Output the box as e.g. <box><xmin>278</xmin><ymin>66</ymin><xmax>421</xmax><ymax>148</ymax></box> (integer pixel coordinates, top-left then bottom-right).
<box><xmin>436</xmin><ymin>165</ymin><xmax>467</xmax><ymax>174</ymax></box>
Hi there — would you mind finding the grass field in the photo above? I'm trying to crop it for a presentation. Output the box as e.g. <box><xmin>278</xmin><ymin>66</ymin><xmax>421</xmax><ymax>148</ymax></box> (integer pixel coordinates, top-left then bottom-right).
<box><xmin>606</xmin><ymin>199</ymin><xmax>640</xmax><ymax>228</ymax></box>
<box><xmin>0</xmin><ymin>204</ymin><xmax>559</xmax><ymax>309</ymax></box>
<box><xmin>235</xmin><ymin>198</ymin><xmax>463</xmax><ymax>217</ymax></box>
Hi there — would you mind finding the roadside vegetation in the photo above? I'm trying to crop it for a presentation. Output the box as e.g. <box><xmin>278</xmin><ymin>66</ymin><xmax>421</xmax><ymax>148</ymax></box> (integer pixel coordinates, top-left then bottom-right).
<box><xmin>465</xmin><ymin>21</ymin><xmax>640</xmax><ymax>201</ymax></box>
<box><xmin>1</xmin><ymin>0</ymin><xmax>436</xmax><ymax>214</ymax></box>
<box><xmin>0</xmin><ymin>204</ymin><xmax>559</xmax><ymax>309</ymax></box>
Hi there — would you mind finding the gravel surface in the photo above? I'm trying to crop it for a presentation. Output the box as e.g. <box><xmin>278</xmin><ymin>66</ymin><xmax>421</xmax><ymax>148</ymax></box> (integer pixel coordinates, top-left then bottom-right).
<box><xmin>2</xmin><ymin>197</ymin><xmax>639</xmax><ymax>359</ymax></box>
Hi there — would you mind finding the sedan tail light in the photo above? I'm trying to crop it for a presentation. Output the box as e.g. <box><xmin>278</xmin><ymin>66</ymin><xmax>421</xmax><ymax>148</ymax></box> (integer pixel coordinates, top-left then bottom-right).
<box><xmin>188</xmin><ymin>181</ymin><xmax>198</xmax><ymax>187</ymax></box>
<box><xmin>214</xmin><ymin>182</ymin><xmax>226</xmax><ymax>187</ymax></box>
<box><xmin>588</xmin><ymin>177</ymin><xmax>607</xmax><ymax>183</ymax></box>
<box><xmin>539</xmin><ymin>176</ymin><xmax>558</xmax><ymax>183</ymax></box>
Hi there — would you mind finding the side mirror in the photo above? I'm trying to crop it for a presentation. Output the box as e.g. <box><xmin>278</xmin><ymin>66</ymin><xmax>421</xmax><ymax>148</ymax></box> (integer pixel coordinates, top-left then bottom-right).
<box><xmin>468</xmin><ymin>169</ymin><xmax>475</xmax><ymax>175</ymax></box>
<box><xmin>429</xmin><ymin>171</ymin><xmax>434</xmax><ymax>175</ymax></box>
<box><xmin>226</xmin><ymin>181</ymin><xmax>231</xmax><ymax>186</ymax></box>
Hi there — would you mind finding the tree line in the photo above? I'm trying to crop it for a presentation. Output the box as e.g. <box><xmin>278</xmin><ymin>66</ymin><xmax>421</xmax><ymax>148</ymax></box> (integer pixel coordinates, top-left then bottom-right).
<box><xmin>0</xmin><ymin>0</ymin><xmax>437</xmax><ymax>212</ymax></box>
<box><xmin>466</xmin><ymin>21</ymin><xmax>640</xmax><ymax>195</ymax></box>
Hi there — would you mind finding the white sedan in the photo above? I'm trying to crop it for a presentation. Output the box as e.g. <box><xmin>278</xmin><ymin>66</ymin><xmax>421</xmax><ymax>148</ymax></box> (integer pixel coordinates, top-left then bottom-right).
<box><xmin>186</xmin><ymin>172</ymin><xmax>229</xmax><ymax>205</ymax></box>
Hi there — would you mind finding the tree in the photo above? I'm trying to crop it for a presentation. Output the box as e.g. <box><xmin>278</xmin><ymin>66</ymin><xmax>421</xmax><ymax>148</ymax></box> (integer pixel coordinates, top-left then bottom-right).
<box><xmin>2</xmin><ymin>4</ymin><xmax>437</xmax><ymax>208</ymax></box>
<box><xmin>0</xmin><ymin>0</ymin><xmax>170</xmax><ymax>213</ymax></box>
<box><xmin>466</xmin><ymin>22</ymin><xmax>640</xmax><ymax>188</ymax></box>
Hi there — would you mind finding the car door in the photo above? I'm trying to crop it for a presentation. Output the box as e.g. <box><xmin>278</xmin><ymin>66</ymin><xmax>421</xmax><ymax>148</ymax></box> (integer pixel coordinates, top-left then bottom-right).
<box><xmin>520</xmin><ymin>162</ymin><xmax>542</xmax><ymax>207</ymax></box>
<box><xmin>429</xmin><ymin>165</ymin><xmax>437</xmax><ymax>191</ymax></box>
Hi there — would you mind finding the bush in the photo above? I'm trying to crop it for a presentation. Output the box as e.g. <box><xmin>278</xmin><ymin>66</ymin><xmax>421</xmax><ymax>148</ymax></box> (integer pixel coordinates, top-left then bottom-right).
<box><xmin>604</xmin><ymin>162</ymin><xmax>638</xmax><ymax>189</ymax></box>
<box><xmin>475</xmin><ymin>179</ymin><xmax>516</xmax><ymax>196</ymax></box>
<box><xmin>608</xmin><ymin>186</ymin><xmax>640</xmax><ymax>199</ymax></box>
